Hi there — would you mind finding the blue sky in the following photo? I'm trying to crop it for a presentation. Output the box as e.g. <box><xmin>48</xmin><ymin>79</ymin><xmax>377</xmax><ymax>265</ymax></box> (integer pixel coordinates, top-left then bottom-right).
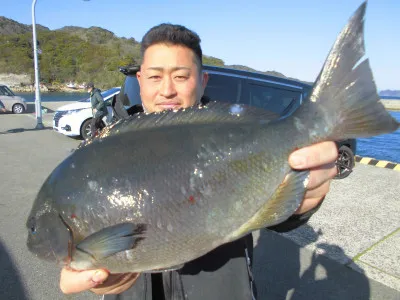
<box><xmin>1</xmin><ymin>0</ymin><xmax>399</xmax><ymax>90</ymax></box>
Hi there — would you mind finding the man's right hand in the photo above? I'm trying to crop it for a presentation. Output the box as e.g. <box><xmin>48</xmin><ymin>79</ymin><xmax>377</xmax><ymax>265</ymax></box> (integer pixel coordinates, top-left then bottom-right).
<box><xmin>60</xmin><ymin>267</ymin><xmax>140</xmax><ymax>295</ymax></box>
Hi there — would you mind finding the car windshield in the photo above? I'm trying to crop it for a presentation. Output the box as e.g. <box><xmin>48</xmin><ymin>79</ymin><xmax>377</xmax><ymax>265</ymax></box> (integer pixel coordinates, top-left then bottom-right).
<box><xmin>78</xmin><ymin>87</ymin><xmax>121</xmax><ymax>102</ymax></box>
<box><xmin>0</xmin><ymin>85</ymin><xmax>16</xmax><ymax>96</ymax></box>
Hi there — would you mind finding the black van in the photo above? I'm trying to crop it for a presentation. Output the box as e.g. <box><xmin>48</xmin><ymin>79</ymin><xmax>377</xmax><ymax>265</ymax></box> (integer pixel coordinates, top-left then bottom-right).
<box><xmin>115</xmin><ymin>64</ymin><xmax>356</xmax><ymax>179</ymax></box>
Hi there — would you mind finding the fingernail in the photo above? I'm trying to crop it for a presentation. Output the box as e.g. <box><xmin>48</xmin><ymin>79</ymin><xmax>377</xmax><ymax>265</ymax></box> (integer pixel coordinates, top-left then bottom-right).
<box><xmin>289</xmin><ymin>154</ymin><xmax>305</xmax><ymax>167</ymax></box>
<box><xmin>92</xmin><ymin>271</ymin><xmax>107</xmax><ymax>284</ymax></box>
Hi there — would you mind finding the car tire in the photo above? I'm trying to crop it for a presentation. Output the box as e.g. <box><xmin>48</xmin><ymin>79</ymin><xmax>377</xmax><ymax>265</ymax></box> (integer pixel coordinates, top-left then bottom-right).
<box><xmin>12</xmin><ymin>103</ymin><xmax>25</xmax><ymax>114</ymax></box>
<box><xmin>81</xmin><ymin>118</ymin><xmax>106</xmax><ymax>140</ymax></box>
<box><xmin>80</xmin><ymin>119</ymin><xmax>92</xmax><ymax>140</ymax></box>
<box><xmin>335</xmin><ymin>145</ymin><xmax>355</xmax><ymax>179</ymax></box>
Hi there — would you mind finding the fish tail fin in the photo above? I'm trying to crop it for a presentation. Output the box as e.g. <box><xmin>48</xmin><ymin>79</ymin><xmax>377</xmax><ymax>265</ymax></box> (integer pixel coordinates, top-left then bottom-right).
<box><xmin>292</xmin><ymin>1</ymin><xmax>399</xmax><ymax>142</ymax></box>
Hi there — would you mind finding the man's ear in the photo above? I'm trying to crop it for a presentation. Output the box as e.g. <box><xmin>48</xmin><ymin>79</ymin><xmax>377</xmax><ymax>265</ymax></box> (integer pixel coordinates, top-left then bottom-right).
<box><xmin>136</xmin><ymin>72</ymin><xmax>143</xmax><ymax>96</ymax></box>
<box><xmin>202</xmin><ymin>72</ymin><xmax>209</xmax><ymax>90</ymax></box>
<box><xmin>136</xmin><ymin>72</ymin><xmax>142</xmax><ymax>87</ymax></box>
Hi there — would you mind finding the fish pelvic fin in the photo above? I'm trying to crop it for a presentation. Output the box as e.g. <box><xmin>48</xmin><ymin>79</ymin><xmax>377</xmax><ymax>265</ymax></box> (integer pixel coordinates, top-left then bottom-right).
<box><xmin>292</xmin><ymin>1</ymin><xmax>399</xmax><ymax>143</ymax></box>
<box><xmin>75</xmin><ymin>223</ymin><xmax>147</xmax><ymax>261</ymax></box>
<box><xmin>228</xmin><ymin>170</ymin><xmax>309</xmax><ymax>239</ymax></box>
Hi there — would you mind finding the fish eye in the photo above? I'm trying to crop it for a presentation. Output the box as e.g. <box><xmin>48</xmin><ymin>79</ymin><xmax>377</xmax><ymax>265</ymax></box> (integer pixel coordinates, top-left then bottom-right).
<box><xmin>28</xmin><ymin>218</ymin><xmax>37</xmax><ymax>235</ymax></box>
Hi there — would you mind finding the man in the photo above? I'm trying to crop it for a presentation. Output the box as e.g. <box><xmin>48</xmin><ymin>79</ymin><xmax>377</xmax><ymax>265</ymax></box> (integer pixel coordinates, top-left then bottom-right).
<box><xmin>87</xmin><ymin>82</ymin><xmax>108</xmax><ymax>138</ymax></box>
<box><xmin>0</xmin><ymin>100</ymin><xmax>6</xmax><ymax>113</ymax></box>
<box><xmin>60</xmin><ymin>24</ymin><xmax>338</xmax><ymax>298</ymax></box>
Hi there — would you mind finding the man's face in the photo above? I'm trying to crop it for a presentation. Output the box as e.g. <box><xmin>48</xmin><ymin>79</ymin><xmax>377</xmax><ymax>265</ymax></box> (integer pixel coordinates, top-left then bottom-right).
<box><xmin>136</xmin><ymin>43</ymin><xmax>208</xmax><ymax>113</ymax></box>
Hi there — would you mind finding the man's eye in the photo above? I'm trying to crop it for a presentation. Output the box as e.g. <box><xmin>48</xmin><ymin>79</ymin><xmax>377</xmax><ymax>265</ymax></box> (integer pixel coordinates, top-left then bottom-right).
<box><xmin>175</xmin><ymin>76</ymin><xmax>187</xmax><ymax>80</ymax></box>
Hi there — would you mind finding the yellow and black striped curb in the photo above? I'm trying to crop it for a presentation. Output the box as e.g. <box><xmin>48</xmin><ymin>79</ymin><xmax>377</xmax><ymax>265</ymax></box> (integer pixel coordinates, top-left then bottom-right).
<box><xmin>355</xmin><ymin>155</ymin><xmax>400</xmax><ymax>171</ymax></box>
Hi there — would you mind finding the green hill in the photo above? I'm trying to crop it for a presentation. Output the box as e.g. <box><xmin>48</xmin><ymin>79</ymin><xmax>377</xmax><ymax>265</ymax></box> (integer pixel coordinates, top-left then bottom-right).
<box><xmin>0</xmin><ymin>16</ymin><xmax>311</xmax><ymax>89</ymax></box>
<box><xmin>0</xmin><ymin>16</ymin><xmax>50</xmax><ymax>35</ymax></box>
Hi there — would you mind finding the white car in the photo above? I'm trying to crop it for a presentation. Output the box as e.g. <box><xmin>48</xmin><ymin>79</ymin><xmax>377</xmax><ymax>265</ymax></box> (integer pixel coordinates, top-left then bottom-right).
<box><xmin>53</xmin><ymin>87</ymin><xmax>121</xmax><ymax>140</ymax></box>
<box><xmin>0</xmin><ymin>84</ymin><xmax>28</xmax><ymax>114</ymax></box>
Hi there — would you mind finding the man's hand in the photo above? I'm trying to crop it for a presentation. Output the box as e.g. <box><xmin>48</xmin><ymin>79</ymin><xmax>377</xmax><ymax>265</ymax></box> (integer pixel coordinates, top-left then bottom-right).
<box><xmin>60</xmin><ymin>267</ymin><xmax>139</xmax><ymax>295</ymax></box>
<box><xmin>288</xmin><ymin>141</ymin><xmax>338</xmax><ymax>215</ymax></box>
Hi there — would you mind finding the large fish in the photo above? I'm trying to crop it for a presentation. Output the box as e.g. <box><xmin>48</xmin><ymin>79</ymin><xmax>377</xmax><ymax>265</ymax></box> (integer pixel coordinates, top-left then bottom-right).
<box><xmin>26</xmin><ymin>1</ymin><xmax>399</xmax><ymax>274</ymax></box>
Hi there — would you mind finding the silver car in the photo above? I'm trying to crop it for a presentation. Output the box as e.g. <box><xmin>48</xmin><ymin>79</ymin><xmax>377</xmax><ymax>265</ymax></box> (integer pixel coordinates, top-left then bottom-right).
<box><xmin>0</xmin><ymin>84</ymin><xmax>28</xmax><ymax>114</ymax></box>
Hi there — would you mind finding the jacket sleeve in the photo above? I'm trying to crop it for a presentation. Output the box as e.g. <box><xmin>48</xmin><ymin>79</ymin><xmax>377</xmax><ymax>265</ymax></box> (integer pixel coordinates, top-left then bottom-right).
<box><xmin>266</xmin><ymin>196</ymin><xmax>325</xmax><ymax>232</ymax></box>
<box><xmin>95</xmin><ymin>92</ymin><xmax>105</xmax><ymax>110</ymax></box>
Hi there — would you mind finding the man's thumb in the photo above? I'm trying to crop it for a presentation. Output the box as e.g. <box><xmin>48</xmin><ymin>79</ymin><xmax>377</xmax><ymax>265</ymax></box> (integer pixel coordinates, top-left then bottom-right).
<box><xmin>60</xmin><ymin>268</ymin><xmax>109</xmax><ymax>294</ymax></box>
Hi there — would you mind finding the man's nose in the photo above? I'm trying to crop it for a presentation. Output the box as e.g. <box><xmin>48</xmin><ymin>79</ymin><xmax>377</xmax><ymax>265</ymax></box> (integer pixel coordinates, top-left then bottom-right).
<box><xmin>160</xmin><ymin>77</ymin><xmax>177</xmax><ymax>98</ymax></box>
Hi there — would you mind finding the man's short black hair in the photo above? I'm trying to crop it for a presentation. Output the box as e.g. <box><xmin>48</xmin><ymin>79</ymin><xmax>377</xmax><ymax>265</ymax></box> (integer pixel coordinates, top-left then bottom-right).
<box><xmin>140</xmin><ymin>23</ymin><xmax>203</xmax><ymax>69</ymax></box>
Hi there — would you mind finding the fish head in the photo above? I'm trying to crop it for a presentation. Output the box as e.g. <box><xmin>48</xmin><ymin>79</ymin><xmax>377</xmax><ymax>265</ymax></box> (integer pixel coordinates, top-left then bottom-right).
<box><xmin>26</xmin><ymin>180</ymin><xmax>71</xmax><ymax>266</ymax></box>
<box><xmin>26</xmin><ymin>209</ymin><xmax>71</xmax><ymax>265</ymax></box>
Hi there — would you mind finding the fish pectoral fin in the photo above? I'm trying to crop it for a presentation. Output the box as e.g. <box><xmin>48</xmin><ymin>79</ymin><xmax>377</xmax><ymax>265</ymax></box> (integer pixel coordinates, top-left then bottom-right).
<box><xmin>145</xmin><ymin>264</ymin><xmax>185</xmax><ymax>273</ymax></box>
<box><xmin>76</xmin><ymin>223</ymin><xmax>147</xmax><ymax>260</ymax></box>
<box><xmin>231</xmin><ymin>170</ymin><xmax>310</xmax><ymax>238</ymax></box>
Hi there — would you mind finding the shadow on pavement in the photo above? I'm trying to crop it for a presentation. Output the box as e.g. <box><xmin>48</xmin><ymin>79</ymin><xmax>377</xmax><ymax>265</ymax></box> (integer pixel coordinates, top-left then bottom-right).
<box><xmin>253</xmin><ymin>225</ymin><xmax>371</xmax><ymax>300</ymax></box>
<box><xmin>0</xmin><ymin>126</ymin><xmax>53</xmax><ymax>135</ymax></box>
<box><xmin>0</xmin><ymin>239</ymin><xmax>29</xmax><ymax>300</ymax></box>
<box><xmin>0</xmin><ymin>103</ymin><xmax>54</xmax><ymax>115</ymax></box>
<box><xmin>26</xmin><ymin>103</ymin><xmax>55</xmax><ymax>114</ymax></box>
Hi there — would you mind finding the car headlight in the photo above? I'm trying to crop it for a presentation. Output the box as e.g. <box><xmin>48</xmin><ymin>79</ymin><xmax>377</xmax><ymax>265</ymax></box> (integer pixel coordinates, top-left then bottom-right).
<box><xmin>65</xmin><ymin>108</ymin><xmax>85</xmax><ymax>115</ymax></box>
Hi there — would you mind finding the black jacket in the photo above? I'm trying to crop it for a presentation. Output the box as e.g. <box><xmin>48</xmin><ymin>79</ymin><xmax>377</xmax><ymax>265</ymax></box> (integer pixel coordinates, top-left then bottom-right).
<box><xmin>103</xmin><ymin>97</ymin><xmax>325</xmax><ymax>300</ymax></box>
<box><xmin>90</xmin><ymin>88</ymin><xmax>108</xmax><ymax>118</ymax></box>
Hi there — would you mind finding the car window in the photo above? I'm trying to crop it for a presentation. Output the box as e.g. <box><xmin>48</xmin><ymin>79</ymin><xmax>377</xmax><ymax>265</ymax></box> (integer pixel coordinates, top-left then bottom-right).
<box><xmin>120</xmin><ymin>75</ymin><xmax>141</xmax><ymax>107</ymax></box>
<box><xmin>0</xmin><ymin>86</ymin><xmax>14</xmax><ymax>96</ymax></box>
<box><xmin>204</xmin><ymin>73</ymin><xmax>243</xmax><ymax>104</ymax></box>
<box><xmin>247</xmin><ymin>82</ymin><xmax>302</xmax><ymax>116</ymax></box>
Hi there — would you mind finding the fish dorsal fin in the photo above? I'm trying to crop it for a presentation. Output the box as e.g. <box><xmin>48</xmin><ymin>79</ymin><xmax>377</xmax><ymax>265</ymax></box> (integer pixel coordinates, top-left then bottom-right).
<box><xmin>229</xmin><ymin>169</ymin><xmax>310</xmax><ymax>239</ymax></box>
<box><xmin>97</xmin><ymin>101</ymin><xmax>279</xmax><ymax>138</ymax></box>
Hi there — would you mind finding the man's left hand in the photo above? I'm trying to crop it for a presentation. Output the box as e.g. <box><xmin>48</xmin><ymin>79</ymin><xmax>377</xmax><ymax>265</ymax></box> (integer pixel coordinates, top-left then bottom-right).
<box><xmin>288</xmin><ymin>141</ymin><xmax>338</xmax><ymax>215</ymax></box>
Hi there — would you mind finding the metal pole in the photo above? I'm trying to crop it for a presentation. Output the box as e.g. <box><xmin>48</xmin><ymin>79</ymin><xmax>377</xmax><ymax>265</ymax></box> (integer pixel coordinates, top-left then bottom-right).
<box><xmin>32</xmin><ymin>0</ymin><xmax>44</xmax><ymax>129</ymax></box>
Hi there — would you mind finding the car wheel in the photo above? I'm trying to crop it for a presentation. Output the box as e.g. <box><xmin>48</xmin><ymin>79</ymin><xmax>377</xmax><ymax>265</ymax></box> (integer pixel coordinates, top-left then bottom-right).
<box><xmin>12</xmin><ymin>103</ymin><xmax>25</xmax><ymax>114</ymax></box>
<box><xmin>80</xmin><ymin>119</ymin><xmax>92</xmax><ymax>140</ymax></box>
<box><xmin>335</xmin><ymin>145</ymin><xmax>355</xmax><ymax>179</ymax></box>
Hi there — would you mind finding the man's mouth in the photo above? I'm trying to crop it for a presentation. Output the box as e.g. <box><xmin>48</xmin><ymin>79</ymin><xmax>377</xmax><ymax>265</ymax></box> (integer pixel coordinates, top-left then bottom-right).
<box><xmin>156</xmin><ymin>102</ymin><xmax>181</xmax><ymax>110</ymax></box>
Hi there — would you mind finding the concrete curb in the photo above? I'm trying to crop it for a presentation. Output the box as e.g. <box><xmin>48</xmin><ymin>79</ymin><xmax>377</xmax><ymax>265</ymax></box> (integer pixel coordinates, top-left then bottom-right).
<box><xmin>355</xmin><ymin>155</ymin><xmax>400</xmax><ymax>171</ymax></box>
